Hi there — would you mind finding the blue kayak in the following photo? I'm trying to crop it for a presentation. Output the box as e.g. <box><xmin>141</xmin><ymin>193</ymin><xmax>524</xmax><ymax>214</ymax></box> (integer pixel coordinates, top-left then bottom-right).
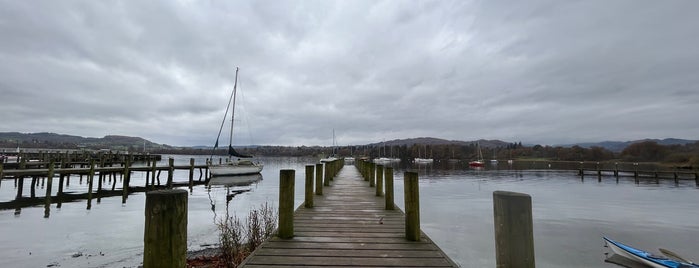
<box><xmin>604</xmin><ymin>237</ymin><xmax>698</xmax><ymax>268</ymax></box>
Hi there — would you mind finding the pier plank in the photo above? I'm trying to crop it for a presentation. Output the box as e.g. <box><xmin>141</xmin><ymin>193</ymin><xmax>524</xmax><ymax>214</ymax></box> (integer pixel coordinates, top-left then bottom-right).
<box><xmin>240</xmin><ymin>164</ymin><xmax>458</xmax><ymax>267</ymax></box>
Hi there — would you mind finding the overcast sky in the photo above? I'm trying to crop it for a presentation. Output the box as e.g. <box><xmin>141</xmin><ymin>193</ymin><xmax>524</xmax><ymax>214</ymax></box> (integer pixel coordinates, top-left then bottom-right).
<box><xmin>1</xmin><ymin>1</ymin><xmax>698</xmax><ymax>147</ymax></box>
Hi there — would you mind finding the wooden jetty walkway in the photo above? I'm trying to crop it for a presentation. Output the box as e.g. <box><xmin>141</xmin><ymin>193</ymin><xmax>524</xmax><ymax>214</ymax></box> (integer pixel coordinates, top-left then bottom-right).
<box><xmin>240</xmin><ymin>162</ymin><xmax>459</xmax><ymax>268</ymax></box>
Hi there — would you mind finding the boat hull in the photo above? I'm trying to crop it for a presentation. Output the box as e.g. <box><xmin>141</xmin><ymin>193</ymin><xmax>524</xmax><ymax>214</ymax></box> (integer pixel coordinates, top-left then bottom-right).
<box><xmin>209</xmin><ymin>161</ymin><xmax>263</xmax><ymax>176</ymax></box>
<box><xmin>469</xmin><ymin>161</ymin><xmax>484</xmax><ymax>167</ymax></box>
<box><xmin>603</xmin><ymin>237</ymin><xmax>697</xmax><ymax>268</ymax></box>
<box><xmin>208</xmin><ymin>174</ymin><xmax>262</xmax><ymax>186</ymax></box>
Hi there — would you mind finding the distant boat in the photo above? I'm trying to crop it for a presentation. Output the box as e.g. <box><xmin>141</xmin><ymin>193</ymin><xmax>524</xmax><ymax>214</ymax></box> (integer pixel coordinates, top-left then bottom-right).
<box><xmin>320</xmin><ymin>129</ymin><xmax>339</xmax><ymax>163</ymax></box>
<box><xmin>208</xmin><ymin>67</ymin><xmax>263</xmax><ymax>176</ymax></box>
<box><xmin>413</xmin><ymin>145</ymin><xmax>433</xmax><ymax>163</ymax></box>
<box><xmin>469</xmin><ymin>143</ymin><xmax>485</xmax><ymax>168</ymax></box>
<box><xmin>604</xmin><ymin>237</ymin><xmax>698</xmax><ymax>268</ymax></box>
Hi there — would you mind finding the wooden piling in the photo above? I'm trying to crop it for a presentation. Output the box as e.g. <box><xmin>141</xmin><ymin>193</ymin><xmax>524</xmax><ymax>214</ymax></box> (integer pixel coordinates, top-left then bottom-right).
<box><xmin>279</xmin><ymin>169</ymin><xmax>295</xmax><ymax>239</ymax></box>
<box><xmin>305</xmin><ymin>165</ymin><xmax>314</xmax><ymax>208</ymax></box>
<box><xmin>404</xmin><ymin>171</ymin><xmax>420</xmax><ymax>241</ymax></box>
<box><xmin>375</xmin><ymin>164</ymin><xmax>384</xmax><ymax>196</ymax></box>
<box><xmin>44</xmin><ymin>161</ymin><xmax>55</xmax><ymax>218</ymax></box>
<box><xmin>369</xmin><ymin>162</ymin><xmax>375</xmax><ymax>187</ymax></box>
<box><xmin>385</xmin><ymin>167</ymin><xmax>394</xmax><ymax>210</ymax></box>
<box><xmin>315</xmin><ymin>163</ymin><xmax>323</xmax><ymax>195</ymax></box>
<box><xmin>122</xmin><ymin>157</ymin><xmax>131</xmax><ymax>204</ymax></box>
<box><xmin>143</xmin><ymin>189</ymin><xmax>188</xmax><ymax>268</ymax></box>
<box><xmin>16</xmin><ymin>176</ymin><xmax>24</xmax><ymax>199</ymax></box>
<box><xmin>167</xmin><ymin>157</ymin><xmax>174</xmax><ymax>188</ymax></box>
<box><xmin>188</xmin><ymin>158</ymin><xmax>195</xmax><ymax>190</ymax></box>
<box><xmin>493</xmin><ymin>191</ymin><xmax>535</xmax><ymax>268</ymax></box>
<box><xmin>151</xmin><ymin>160</ymin><xmax>157</xmax><ymax>187</ymax></box>
<box><xmin>87</xmin><ymin>160</ymin><xmax>95</xmax><ymax>209</ymax></box>
<box><xmin>323</xmin><ymin>163</ymin><xmax>330</xmax><ymax>187</ymax></box>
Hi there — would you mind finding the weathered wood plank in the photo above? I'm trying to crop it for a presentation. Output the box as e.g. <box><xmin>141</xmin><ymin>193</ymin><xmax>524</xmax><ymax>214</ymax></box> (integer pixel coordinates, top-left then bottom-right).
<box><xmin>239</xmin><ymin>163</ymin><xmax>458</xmax><ymax>267</ymax></box>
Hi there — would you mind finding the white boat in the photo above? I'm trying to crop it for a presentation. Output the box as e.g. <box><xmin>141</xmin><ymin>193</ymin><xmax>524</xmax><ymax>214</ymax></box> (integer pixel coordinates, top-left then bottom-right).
<box><xmin>320</xmin><ymin>129</ymin><xmax>339</xmax><ymax>163</ymax></box>
<box><xmin>208</xmin><ymin>67</ymin><xmax>263</xmax><ymax>176</ymax></box>
<box><xmin>604</xmin><ymin>237</ymin><xmax>698</xmax><ymax>268</ymax></box>
<box><xmin>413</xmin><ymin>145</ymin><xmax>433</xmax><ymax>163</ymax></box>
<box><xmin>208</xmin><ymin>173</ymin><xmax>262</xmax><ymax>187</ymax></box>
<box><xmin>414</xmin><ymin>157</ymin><xmax>434</xmax><ymax>164</ymax></box>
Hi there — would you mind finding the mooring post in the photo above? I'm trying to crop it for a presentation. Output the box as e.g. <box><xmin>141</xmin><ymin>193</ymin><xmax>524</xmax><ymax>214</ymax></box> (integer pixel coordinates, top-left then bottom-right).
<box><xmin>167</xmin><ymin>157</ymin><xmax>174</xmax><ymax>188</ymax></box>
<box><xmin>44</xmin><ymin>160</ymin><xmax>55</xmax><ymax>218</ymax></box>
<box><xmin>143</xmin><ymin>189</ymin><xmax>187</xmax><ymax>268</ymax></box>
<box><xmin>404</xmin><ymin>171</ymin><xmax>420</xmax><ymax>241</ymax></box>
<box><xmin>369</xmin><ymin>162</ymin><xmax>376</xmax><ymax>187</ymax></box>
<box><xmin>151</xmin><ymin>159</ymin><xmax>157</xmax><ymax>187</ymax></box>
<box><xmin>188</xmin><ymin>158</ymin><xmax>195</xmax><ymax>190</ymax></box>
<box><xmin>385</xmin><ymin>167</ymin><xmax>394</xmax><ymax>210</ymax></box>
<box><xmin>376</xmin><ymin>164</ymin><xmax>384</xmax><ymax>196</ymax></box>
<box><xmin>315</xmin><ymin>163</ymin><xmax>323</xmax><ymax>195</ymax></box>
<box><xmin>16</xmin><ymin>176</ymin><xmax>24</xmax><ymax>199</ymax></box>
<box><xmin>87</xmin><ymin>159</ymin><xmax>95</xmax><ymax>209</ymax></box>
<box><xmin>493</xmin><ymin>191</ymin><xmax>535</xmax><ymax>268</ymax></box>
<box><xmin>279</xmin><ymin>169</ymin><xmax>295</xmax><ymax>239</ymax></box>
<box><xmin>323</xmin><ymin>162</ymin><xmax>330</xmax><ymax>187</ymax></box>
<box><xmin>328</xmin><ymin>160</ymin><xmax>335</xmax><ymax>181</ymax></box>
<box><xmin>305</xmin><ymin>165</ymin><xmax>314</xmax><ymax>208</ymax></box>
<box><xmin>122</xmin><ymin>157</ymin><xmax>131</xmax><ymax>204</ymax></box>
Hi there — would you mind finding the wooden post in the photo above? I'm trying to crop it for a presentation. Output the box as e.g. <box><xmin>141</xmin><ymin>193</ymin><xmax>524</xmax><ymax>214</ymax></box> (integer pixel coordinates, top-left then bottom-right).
<box><xmin>369</xmin><ymin>162</ymin><xmax>375</xmax><ymax>187</ymax></box>
<box><xmin>315</xmin><ymin>163</ymin><xmax>323</xmax><ymax>195</ymax></box>
<box><xmin>323</xmin><ymin>163</ymin><xmax>330</xmax><ymax>186</ymax></box>
<box><xmin>305</xmin><ymin>165</ymin><xmax>314</xmax><ymax>208</ymax></box>
<box><xmin>376</xmin><ymin>164</ymin><xmax>384</xmax><ymax>196</ymax></box>
<box><xmin>16</xmin><ymin>176</ymin><xmax>24</xmax><ymax>199</ymax></box>
<box><xmin>167</xmin><ymin>157</ymin><xmax>174</xmax><ymax>188</ymax></box>
<box><xmin>493</xmin><ymin>191</ymin><xmax>535</xmax><ymax>268</ymax></box>
<box><xmin>122</xmin><ymin>157</ymin><xmax>131</xmax><ymax>204</ymax></box>
<box><xmin>44</xmin><ymin>160</ymin><xmax>55</xmax><ymax>218</ymax></box>
<box><xmin>385</xmin><ymin>167</ymin><xmax>394</xmax><ymax>210</ymax></box>
<box><xmin>188</xmin><ymin>158</ymin><xmax>195</xmax><ymax>190</ymax></box>
<box><xmin>87</xmin><ymin>160</ymin><xmax>95</xmax><ymax>209</ymax></box>
<box><xmin>278</xmin><ymin>169</ymin><xmax>295</xmax><ymax>239</ymax></box>
<box><xmin>404</xmin><ymin>171</ymin><xmax>420</xmax><ymax>241</ymax></box>
<box><xmin>143</xmin><ymin>189</ymin><xmax>188</xmax><ymax>268</ymax></box>
<box><xmin>151</xmin><ymin>159</ymin><xmax>157</xmax><ymax>187</ymax></box>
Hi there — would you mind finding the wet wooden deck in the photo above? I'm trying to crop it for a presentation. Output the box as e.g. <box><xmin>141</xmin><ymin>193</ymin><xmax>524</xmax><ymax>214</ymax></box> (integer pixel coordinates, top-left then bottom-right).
<box><xmin>240</xmin><ymin>165</ymin><xmax>459</xmax><ymax>267</ymax></box>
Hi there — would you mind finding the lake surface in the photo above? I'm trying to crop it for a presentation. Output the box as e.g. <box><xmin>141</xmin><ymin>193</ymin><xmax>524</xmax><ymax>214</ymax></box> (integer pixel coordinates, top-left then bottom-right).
<box><xmin>1</xmin><ymin>156</ymin><xmax>697</xmax><ymax>267</ymax></box>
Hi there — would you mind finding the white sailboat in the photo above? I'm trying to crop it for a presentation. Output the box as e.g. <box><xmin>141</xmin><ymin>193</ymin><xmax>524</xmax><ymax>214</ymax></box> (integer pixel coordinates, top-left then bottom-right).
<box><xmin>413</xmin><ymin>145</ymin><xmax>433</xmax><ymax>163</ymax></box>
<box><xmin>320</xmin><ymin>129</ymin><xmax>338</xmax><ymax>163</ymax></box>
<box><xmin>208</xmin><ymin>67</ymin><xmax>263</xmax><ymax>176</ymax></box>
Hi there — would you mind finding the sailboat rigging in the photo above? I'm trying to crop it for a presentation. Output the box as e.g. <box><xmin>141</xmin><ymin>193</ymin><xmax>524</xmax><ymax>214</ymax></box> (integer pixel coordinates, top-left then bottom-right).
<box><xmin>468</xmin><ymin>142</ymin><xmax>485</xmax><ymax>168</ymax></box>
<box><xmin>208</xmin><ymin>67</ymin><xmax>263</xmax><ymax>176</ymax></box>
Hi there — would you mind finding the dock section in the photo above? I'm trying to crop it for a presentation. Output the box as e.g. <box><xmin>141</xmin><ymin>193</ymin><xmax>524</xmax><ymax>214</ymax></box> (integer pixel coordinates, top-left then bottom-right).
<box><xmin>240</xmin><ymin>164</ymin><xmax>458</xmax><ymax>267</ymax></box>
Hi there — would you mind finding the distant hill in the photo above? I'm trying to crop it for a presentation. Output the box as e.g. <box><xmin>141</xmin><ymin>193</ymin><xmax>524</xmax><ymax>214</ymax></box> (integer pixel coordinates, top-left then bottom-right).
<box><xmin>0</xmin><ymin>132</ymin><xmax>167</xmax><ymax>151</ymax></box>
<box><xmin>564</xmin><ymin>138</ymin><xmax>698</xmax><ymax>152</ymax></box>
<box><xmin>366</xmin><ymin>137</ymin><xmax>511</xmax><ymax>148</ymax></box>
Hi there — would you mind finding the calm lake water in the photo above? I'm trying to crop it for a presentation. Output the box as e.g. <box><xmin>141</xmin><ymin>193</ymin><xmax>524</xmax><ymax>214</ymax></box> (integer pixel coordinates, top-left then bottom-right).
<box><xmin>1</xmin><ymin>156</ymin><xmax>697</xmax><ymax>267</ymax></box>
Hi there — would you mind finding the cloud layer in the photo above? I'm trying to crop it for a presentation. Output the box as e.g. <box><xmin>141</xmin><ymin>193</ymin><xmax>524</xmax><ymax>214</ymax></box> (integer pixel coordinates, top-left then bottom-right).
<box><xmin>2</xmin><ymin>1</ymin><xmax>698</xmax><ymax>146</ymax></box>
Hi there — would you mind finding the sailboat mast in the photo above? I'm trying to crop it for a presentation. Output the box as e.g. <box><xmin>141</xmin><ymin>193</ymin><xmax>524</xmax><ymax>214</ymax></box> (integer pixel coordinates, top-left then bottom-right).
<box><xmin>229</xmin><ymin>67</ymin><xmax>239</xmax><ymax>149</ymax></box>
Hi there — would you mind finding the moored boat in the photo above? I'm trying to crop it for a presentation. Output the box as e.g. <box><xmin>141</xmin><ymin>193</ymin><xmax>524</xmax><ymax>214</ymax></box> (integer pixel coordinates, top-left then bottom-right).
<box><xmin>603</xmin><ymin>237</ymin><xmax>698</xmax><ymax>268</ymax></box>
<box><xmin>469</xmin><ymin>142</ymin><xmax>485</xmax><ymax>168</ymax></box>
<box><xmin>208</xmin><ymin>67</ymin><xmax>263</xmax><ymax>176</ymax></box>
<box><xmin>208</xmin><ymin>173</ymin><xmax>262</xmax><ymax>187</ymax></box>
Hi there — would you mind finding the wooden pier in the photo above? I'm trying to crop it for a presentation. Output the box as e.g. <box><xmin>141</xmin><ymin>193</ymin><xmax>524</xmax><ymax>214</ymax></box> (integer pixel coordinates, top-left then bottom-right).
<box><xmin>240</xmin><ymin>161</ymin><xmax>458</xmax><ymax>268</ymax></box>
